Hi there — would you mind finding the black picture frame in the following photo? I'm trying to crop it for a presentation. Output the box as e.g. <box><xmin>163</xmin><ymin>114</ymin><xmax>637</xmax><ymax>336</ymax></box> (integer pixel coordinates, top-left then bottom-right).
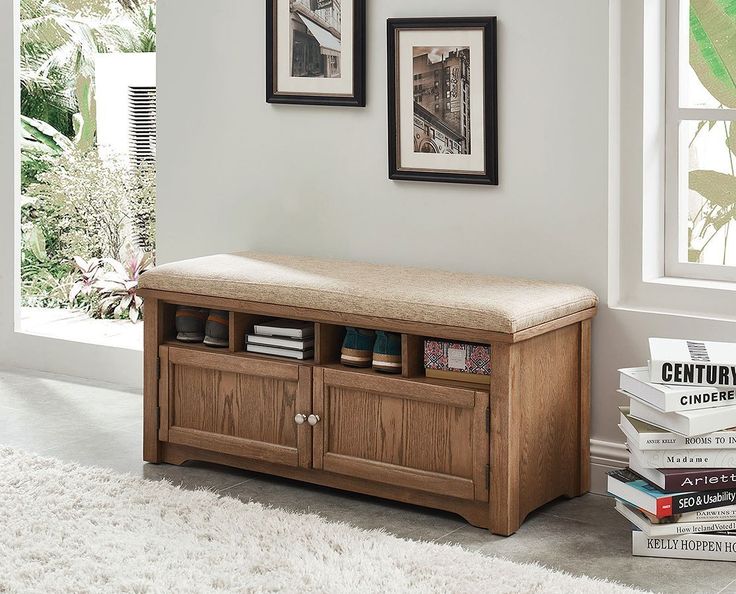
<box><xmin>387</xmin><ymin>17</ymin><xmax>498</xmax><ymax>185</ymax></box>
<box><xmin>266</xmin><ymin>0</ymin><xmax>366</xmax><ymax>107</ymax></box>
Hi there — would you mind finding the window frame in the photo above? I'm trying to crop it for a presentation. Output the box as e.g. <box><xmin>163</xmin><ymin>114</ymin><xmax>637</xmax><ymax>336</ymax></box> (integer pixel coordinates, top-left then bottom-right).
<box><xmin>664</xmin><ymin>0</ymin><xmax>736</xmax><ymax>283</ymax></box>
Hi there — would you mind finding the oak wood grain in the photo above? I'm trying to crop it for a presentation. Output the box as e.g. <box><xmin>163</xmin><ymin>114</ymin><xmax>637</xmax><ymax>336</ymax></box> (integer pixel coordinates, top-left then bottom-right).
<box><xmin>158</xmin><ymin>347</ymin><xmax>313</xmax><ymax>469</ymax></box>
<box><xmin>139</xmin><ymin>288</ymin><xmax>597</xmax><ymax>343</ymax></box>
<box><xmin>312</xmin><ymin>367</ymin><xmax>325</xmax><ymax>470</ymax></box>
<box><xmin>158</xmin><ymin>346</ymin><xmax>170</xmax><ymax>442</ymax></box>
<box><xmin>143</xmin><ymin>287</ymin><xmax>596</xmax><ymax>536</ymax></box>
<box><xmin>489</xmin><ymin>342</ymin><xmax>520</xmax><ymax>535</ymax></box>
<box><xmin>322</xmin><ymin>453</ymin><xmax>476</xmax><ymax>501</ymax></box>
<box><xmin>230</xmin><ymin>312</ymin><xmax>271</xmax><ymax>353</ymax></box>
<box><xmin>578</xmin><ymin>318</ymin><xmax>592</xmax><ymax>494</ymax></box>
<box><xmin>168</xmin><ymin>427</ymin><xmax>299</xmax><ymax>467</ymax></box>
<box><xmin>314</xmin><ymin>371</ymin><xmax>488</xmax><ymax>502</ymax></box>
<box><xmin>168</xmin><ymin>346</ymin><xmax>300</xmax><ymax>381</ymax></box>
<box><xmin>143</xmin><ymin>297</ymin><xmax>165</xmax><ymax>463</ymax></box>
<box><xmin>473</xmin><ymin>391</ymin><xmax>490</xmax><ymax>502</ymax></box>
<box><xmin>297</xmin><ymin>366</ymin><xmax>313</xmax><ymax>469</ymax></box>
<box><xmin>162</xmin><ymin>443</ymin><xmax>491</xmax><ymax>529</ymax></box>
<box><xmin>401</xmin><ymin>334</ymin><xmax>425</xmax><ymax>378</ymax></box>
<box><xmin>322</xmin><ymin>367</ymin><xmax>476</xmax><ymax>408</ymax></box>
<box><xmin>315</xmin><ymin>323</ymin><xmax>344</xmax><ymax>365</ymax></box>
<box><xmin>514</xmin><ymin>324</ymin><xmax>583</xmax><ymax>531</ymax></box>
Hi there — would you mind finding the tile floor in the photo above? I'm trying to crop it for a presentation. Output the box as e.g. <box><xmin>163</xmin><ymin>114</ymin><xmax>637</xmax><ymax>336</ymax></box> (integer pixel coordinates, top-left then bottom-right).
<box><xmin>1</xmin><ymin>366</ymin><xmax>735</xmax><ymax>594</ymax></box>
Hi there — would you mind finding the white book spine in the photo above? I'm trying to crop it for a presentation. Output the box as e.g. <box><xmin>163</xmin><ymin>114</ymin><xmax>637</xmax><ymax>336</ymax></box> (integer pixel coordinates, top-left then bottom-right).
<box><xmin>631</xmin><ymin>448</ymin><xmax>736</xmax><ymax>469</ymax></box>
<box><xmin>624</xmin><ymin>428</ymin><xmax>736</xmax><ymax>451</ymax></box>
<box><xmin>629</xmin><ymin>397</ymin><xmax>736</xmax><ymax>437</ymax></box>
<box><xmin>649</xmin><ymin>360</ymin><xmax>736</xmax><ymax>388</ymax></box>
<box><xmin>654</xmin><ymin>520</ymin><xmax>736</xmax><ymax>536</ymax></box>
<box><xmin>663</xmin><ymin>387</ymin><xmax>736</xmax><ymax>412</ymax></box>
<box><xmin>679</xmin><ymin>505</ymin><xmax>736</xmax><ymax>522</ymax></box>
<box><xmin>632</xmin><ymin>531</ymin><xmax>736</xmax><ymax>561</ymax></box>
<box><xmin>619</xmin><ymin>368</ymin><xmax>736</xmax><ymax>412</ymax></box>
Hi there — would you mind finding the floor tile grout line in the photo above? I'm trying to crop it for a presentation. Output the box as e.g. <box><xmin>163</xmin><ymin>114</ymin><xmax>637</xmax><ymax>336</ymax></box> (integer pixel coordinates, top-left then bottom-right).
<box><xmin>433</xmin><ymin>525</ymin><xmax>465</xmax><ymax>543</ymax></box>
<box><xmin>217</xmin><ymin>478</ymin><xmax>255</xmax><ymax>494</ymax></box>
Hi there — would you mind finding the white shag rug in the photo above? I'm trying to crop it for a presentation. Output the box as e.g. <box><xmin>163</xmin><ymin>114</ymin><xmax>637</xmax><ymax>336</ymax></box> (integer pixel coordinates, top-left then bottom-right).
<box><xmin>0</xmin><ymin>447</ymin><xmax>644</xmax><ymax>594</ymax></box>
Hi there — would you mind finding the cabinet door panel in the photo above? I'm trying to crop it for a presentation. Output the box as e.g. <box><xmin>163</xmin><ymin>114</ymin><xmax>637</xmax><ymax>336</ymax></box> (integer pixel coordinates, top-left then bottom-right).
<box><xmin>313</xmin><ymin>368</ymin><xmax>489</xmax><ymax>501</ymax></box>
<box><xmin>159</xmin><ymin>346</ymin><xmax>312</xmax><ymax>468</ymax></box>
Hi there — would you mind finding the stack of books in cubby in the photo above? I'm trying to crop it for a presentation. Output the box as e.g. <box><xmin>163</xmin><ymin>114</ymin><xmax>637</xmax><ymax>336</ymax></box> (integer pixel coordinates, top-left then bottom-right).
<box><xmin>609</xmin><ymin>338</ymin><xmax>736</xmax><ymax>562</ymax></box>
<box><xmin>246</xmin><ymin>318</ymin><xmax>314</xmax><ymax>360</ymax></box>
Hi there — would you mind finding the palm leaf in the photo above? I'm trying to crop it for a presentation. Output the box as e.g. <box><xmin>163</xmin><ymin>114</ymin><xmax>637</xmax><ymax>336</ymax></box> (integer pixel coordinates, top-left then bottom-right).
<box><xmin>690</xmin><ymin>0</ymin><xmax>736</xmax><ymax>108</ymax></box>
<box><xmin>689</xmin><ymin>169</ymin><xmax>736</xmax><ymax>208</ymax></box>
<box><xmin>20</xmin><ymin>115</ymin><xmax>72</xmax><ymax>153</ymax></box>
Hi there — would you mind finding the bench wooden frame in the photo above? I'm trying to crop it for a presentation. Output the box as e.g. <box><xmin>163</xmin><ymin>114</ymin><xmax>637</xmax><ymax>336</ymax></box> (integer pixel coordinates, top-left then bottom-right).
<box><xmin>140</xmin><ymin>287</ymin><xmax>595</xmax><ymax>536</ymax></box>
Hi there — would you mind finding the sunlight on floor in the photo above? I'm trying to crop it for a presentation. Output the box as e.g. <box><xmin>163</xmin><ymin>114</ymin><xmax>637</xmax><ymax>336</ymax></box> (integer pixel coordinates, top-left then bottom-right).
<box><xmin>19</xmin><ymin>307</ymin><xmax>143</xmax><ymax>351</ymax></box>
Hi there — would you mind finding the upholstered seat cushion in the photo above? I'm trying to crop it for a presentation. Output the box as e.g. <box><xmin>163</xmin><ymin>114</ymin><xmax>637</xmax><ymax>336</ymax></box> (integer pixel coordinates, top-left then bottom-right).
<box><xmin>139</xmin><ymin>252</ymin><xmax>598</xmax><ymax>334</ymax></box>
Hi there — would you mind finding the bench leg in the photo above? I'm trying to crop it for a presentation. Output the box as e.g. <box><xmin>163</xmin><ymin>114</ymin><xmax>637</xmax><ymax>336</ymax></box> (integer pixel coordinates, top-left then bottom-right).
<box><xmin>143</xmin><ymin>296</ymin><xmax>164</xmax><ymax>463</ymax></box>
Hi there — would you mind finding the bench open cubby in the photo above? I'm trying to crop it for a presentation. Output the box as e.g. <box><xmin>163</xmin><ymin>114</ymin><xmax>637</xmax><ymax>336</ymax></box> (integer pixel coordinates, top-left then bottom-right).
<box><xmin>139</xmin><ymin>252</ymin><xmax>597</xmax><ymax>536</ymax></box>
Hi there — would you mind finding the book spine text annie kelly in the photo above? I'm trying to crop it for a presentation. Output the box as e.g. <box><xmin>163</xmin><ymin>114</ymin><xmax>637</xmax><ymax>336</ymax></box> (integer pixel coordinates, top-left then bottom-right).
<box><xmin>637</xmin><ymin>433</ymin><xmax>736</xmax><ymax>450</ymax></box>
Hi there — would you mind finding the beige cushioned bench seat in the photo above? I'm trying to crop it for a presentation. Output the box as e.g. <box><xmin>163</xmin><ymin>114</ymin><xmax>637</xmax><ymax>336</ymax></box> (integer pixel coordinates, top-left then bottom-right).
<box><xmin>139</xmin><ymin>252</ymin><xmax>598</xmax><ymax>335</ymax></box>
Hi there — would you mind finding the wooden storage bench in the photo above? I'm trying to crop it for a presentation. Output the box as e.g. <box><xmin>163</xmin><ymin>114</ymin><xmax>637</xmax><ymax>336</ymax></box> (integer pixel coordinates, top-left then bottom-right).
<box><xmin>138</xmin><ymin>252</ymin><xmax>598</xmax><ymax>535</ymax></box>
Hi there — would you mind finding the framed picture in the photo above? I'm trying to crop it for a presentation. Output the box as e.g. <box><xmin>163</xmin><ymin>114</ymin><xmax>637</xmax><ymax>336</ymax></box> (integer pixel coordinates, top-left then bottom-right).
<box><xmin>387</xmin><ymin>17</ymin><xmax>498</xmax><ymax>185</ymax></box>
<box><xmin>266</xmin><ymin>0</ymin><xmax>366</xmax><ymax>107</ymax></box>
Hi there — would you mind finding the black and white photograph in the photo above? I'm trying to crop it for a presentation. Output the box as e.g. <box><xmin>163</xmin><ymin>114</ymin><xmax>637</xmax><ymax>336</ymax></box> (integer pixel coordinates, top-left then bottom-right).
<box><xmin>388</xmin><ymin>18</ymin><xmax>497</xmax><ymax>185</ymax></box>
<box><xmin>290</xmin><ymin>0</ymin><xmax>342</xmax><ymax>79</ymax></box>
<box><xmin>413</xmin><ymin>46</ymin><xmax>471</xmax><ymax>155</ymax></box>
<box><xmin>267</xmin><ymin>0</ymin><xmax>366</xmax><ymax>106</ymax></box>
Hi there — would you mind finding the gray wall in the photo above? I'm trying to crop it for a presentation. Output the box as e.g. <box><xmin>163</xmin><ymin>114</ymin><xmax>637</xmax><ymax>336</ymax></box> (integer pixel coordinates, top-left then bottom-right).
<box><xmin>146</xmin><ymin>0</ymin><xmax>736</xmax><ymax>455</ymax></box>
<box><xmin>2</xmin><ymin>0</ymin><xmax>735</xmax><ymax>452</ymax></box>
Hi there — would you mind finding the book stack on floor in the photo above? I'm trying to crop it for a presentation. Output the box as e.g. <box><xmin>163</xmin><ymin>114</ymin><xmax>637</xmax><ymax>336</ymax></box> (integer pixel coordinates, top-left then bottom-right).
<box><xmin>609</xmin><ymin>338</ymin><xmax>736</xmax><ymax>562</ymax></box>
<box><xmin>246</xmin><ymin>319</ymin><xmax>314</xmax><ymax>360</ymax></box>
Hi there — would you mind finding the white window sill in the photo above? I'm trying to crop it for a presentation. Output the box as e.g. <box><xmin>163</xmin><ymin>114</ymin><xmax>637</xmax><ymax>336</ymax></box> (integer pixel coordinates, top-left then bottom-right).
<box><xmin>609</xmin><ymin>301</ymin><xmax>736</xmax><ymax>324</ymax></box>
<box><xmin>645</xmin><ymin>275</ymin><xmax>736</xmax><ymax>293</ymax></box>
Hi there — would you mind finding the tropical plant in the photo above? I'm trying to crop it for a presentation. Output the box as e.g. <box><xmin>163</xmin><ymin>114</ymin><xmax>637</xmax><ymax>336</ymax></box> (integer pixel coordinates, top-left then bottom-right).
<box><xmin>92</xmin><ymin>252</ymin><xmax>153</xmax><ymax>322</ymax></box>
<box><xmin>19</xmin><ymin>0</ymin><xmax>157</xmax><ymax>316</ymax></box>
<box><xmin>29</xmin><ymin>149</ymin><xmax>127</xmax><ymax>261</ymax></box>
<box><xmin>20</xmin><ymin>188</ymin><xmax>74</xmax><ymax>309</ymax></box>
<box><xmin>127</xmin><ymin>163</ymin><xmax>157</xmax><ymax>253</ymax></box>
<box><xmin>20</xmin><ymin>0</ymin><xmax>157</xmax><ymax>150</ymax></box>
<box><xmin>22</xmin><ymin>148</ymin><xmax>156</xmax><ymax>310</ymax></box>
<box><xmin>69</xmin><ymin>256</ymin><xmax>103</xmax><ymax>304</ymax></box>
<box><xmin>687</xmin><ymin>0</ymin><xmax>736</xmax><ymax>265</ymax></box>
<box><xmin>21</xmin><ymin>265</ymin><xmax>77</xmax><ymax>309</ymax></box>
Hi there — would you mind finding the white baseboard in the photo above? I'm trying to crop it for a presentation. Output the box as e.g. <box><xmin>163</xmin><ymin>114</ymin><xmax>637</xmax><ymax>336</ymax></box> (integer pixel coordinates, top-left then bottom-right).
<box><xmin>589</xmin><ymin>438</ymin><xmax>628</xmax><ymax>495</ymax></box>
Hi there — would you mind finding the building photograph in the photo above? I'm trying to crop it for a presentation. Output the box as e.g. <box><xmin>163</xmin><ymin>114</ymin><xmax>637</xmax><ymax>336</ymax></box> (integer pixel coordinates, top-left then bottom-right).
<box><xmin>412</xmin><ymin>46</ymin><xmax>471</xmax><ymax>154</ymax></box>
<box><xmin>289</xmin><ymin>0</ymin><xmax>342</xmax><ymax>78</ymax></box>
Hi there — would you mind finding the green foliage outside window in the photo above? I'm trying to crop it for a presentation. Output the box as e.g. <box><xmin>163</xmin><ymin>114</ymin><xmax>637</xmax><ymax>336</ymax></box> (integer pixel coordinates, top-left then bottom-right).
<box><xmin>688</xmin><ymin>0</ymin><xmax>736</xmax><ymax>265</ymax></box>
<box><xmin>19</xmin><ymin>0</ymin><xmax>156</xmax><ymax>321</ymax></box>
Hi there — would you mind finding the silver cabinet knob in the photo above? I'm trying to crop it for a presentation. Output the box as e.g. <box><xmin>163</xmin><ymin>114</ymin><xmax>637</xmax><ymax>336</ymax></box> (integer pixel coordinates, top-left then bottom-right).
<box><xmin>294</xmin><ymin>413</ymin><xmax>307</xmax><ymax>425</ymax></box>
<box><xmin>307</xmin><ymin>414</ymin><xmax>321</xmax><ymax>426</ymax></box>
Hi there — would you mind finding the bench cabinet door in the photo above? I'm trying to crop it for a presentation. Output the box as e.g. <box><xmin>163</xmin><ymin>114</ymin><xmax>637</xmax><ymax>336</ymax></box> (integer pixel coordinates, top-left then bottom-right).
<box><xmin>312</xmin><ymin>368</ymin><xmax>490</xmax><ymax>502</ymax></box>
<box><xmin>158</xmin><ymin>346</ymin><xmax>312</xmax><ymax>468</ymax></box>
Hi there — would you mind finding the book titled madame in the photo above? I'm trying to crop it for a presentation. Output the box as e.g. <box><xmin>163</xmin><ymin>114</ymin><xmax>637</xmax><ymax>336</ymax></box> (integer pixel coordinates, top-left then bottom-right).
<box><xmin>649</xmin><ymin>338</ymin><xmax>736</xmax><ymax>387</ymax></box>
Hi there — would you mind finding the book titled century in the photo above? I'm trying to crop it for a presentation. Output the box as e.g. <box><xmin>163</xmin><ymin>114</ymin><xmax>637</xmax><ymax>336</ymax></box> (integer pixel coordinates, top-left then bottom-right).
<box><xmin>649</xmin><ymin>338</ymin><xmax>736</xmax><ymax>387</ymax></box>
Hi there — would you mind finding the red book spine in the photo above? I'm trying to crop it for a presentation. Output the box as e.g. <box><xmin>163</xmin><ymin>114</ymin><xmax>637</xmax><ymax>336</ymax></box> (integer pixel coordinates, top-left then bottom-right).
<box><xmin>656</xmin><ymin>496</ymin><xmax>673</xmax><ymax>518</ymax></box>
